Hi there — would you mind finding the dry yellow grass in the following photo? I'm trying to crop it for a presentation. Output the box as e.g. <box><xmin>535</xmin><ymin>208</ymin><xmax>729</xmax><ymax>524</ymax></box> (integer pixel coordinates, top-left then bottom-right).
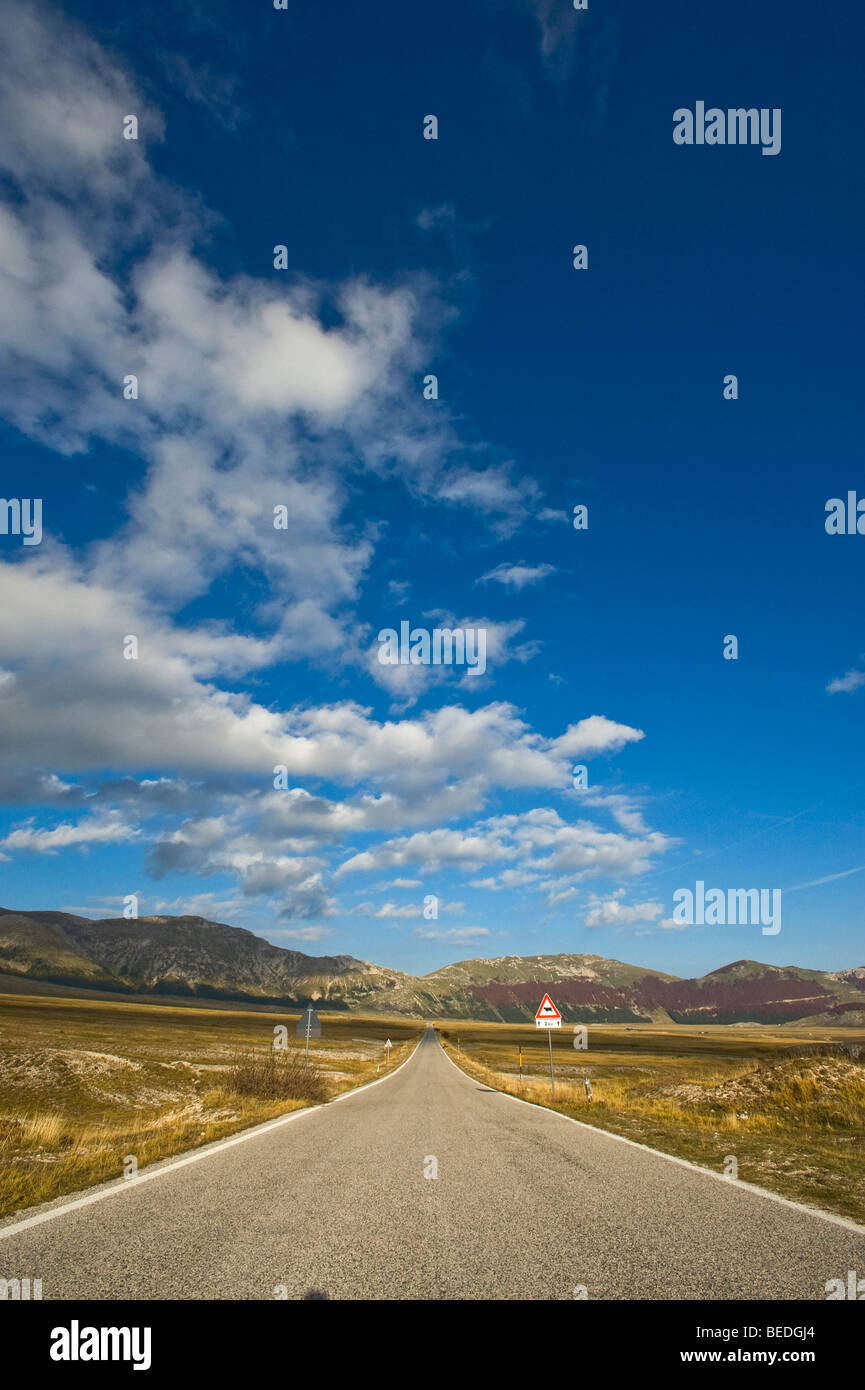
<box><xmin>0</xmin><ymin>992</ymin><xmax>421</xmax><ymax>1218</ymax></box>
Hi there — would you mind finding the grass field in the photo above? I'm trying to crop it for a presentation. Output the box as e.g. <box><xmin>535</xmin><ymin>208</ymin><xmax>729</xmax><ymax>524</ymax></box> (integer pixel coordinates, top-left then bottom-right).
<box><xmin>436</xmin><ymin>1020</ymin><xmax>865</xmax><ymax>1224</ymax></box>
<box><xmin>0</xmin><ymin>991</ymin><xmax>421</xmax><ymax>1219</ymax></box>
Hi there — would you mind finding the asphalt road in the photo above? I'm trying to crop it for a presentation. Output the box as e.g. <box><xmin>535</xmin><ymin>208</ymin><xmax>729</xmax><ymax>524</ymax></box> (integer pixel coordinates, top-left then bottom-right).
<box><xmin>2</xmin><ymin>1027</ymin><xmax>863</xmax><ymax>1300</ymax></box>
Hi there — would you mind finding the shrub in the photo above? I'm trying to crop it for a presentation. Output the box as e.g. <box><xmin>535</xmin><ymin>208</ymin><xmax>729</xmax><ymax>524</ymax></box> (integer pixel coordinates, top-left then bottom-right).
<box><xmin>227</xmin><ymin>1048</ymin><xmax>329</xmax><ymax>1103</ymax></box>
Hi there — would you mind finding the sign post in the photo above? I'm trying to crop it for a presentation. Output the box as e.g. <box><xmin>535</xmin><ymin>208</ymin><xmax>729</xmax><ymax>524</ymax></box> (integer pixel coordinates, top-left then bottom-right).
<box><xmin>534</xmin><ymin>993</ymin><xmax>562</xmax><ymax>1097</ymax></box>
<box><xmin>385</xmin><ymin>1038</ymin><xmax>393</xmax><ymax>1067</ymax></box>
<box><xmin>296</xmin><ymin>1006</ymin><xmax>321</xmax><ymax>1057</ymax></box>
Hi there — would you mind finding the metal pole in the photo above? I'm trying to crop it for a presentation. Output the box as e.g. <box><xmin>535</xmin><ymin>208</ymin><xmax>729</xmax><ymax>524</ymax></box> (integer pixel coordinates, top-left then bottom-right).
<box><xmin>548</xmin><ymin>1028</ymin><xmax>555</xmax><ymax>1097</ymax></box>
<box><xmin>518</xmin><ymin>1046</ymin><xmax>522</xmax><ymax>1082</ymax></box>
<box><xmin>305</xmin><ymin>1008</ymin><xmax>311</xmax><ymax>1058</ymax></box>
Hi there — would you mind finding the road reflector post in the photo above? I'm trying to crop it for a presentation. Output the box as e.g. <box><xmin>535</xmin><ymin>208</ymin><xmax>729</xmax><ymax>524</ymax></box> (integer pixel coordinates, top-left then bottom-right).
<box><xmin>584</xmin><ymin>1077</ymin><xmax>593</xmax><ymax>1103</ymax></box>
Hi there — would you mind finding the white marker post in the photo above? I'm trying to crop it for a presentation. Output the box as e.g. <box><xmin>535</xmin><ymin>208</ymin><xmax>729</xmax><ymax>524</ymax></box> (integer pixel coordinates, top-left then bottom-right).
<box><xmin>534</xmin><ymin>994</ymin><xmax>562</xmax><ymax>1097</ymax></box>
<box><xmin>385</xmin><ymin>1038</ymin><xmax>393</xmax><ymax>1068</ymax></box>
<box><xmin>296</xmin><ymin>1006</ymin><xmax>321</xmax><ymax>1057</ymax></box>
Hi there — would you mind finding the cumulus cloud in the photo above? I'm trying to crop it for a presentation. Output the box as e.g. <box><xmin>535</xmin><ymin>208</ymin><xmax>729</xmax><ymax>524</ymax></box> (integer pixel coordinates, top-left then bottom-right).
<box><xmin>551</xmin><ymin>717</ymin><xmax>645</xmax><ymax>759</ymax></box>
<box><xmin>276</xmin><ymin>880</ymin><xmax>338</xmax><ymax>922</ymax></box>
<box><xmin>336</xmin><ymin>826</ymin><xmax>513</xmax><ymax>877</ymax></box>
<box><xmin>584</xmin><ymin>897</ymin><xmax>664</xmax><ymax>928</ymax></box>
<box><xmin>373</xmin><ymin>902</ymin><xmax>424</xmax><ymax>920</ymax></box>
<box><xmin>584</xmin><ymin>895</ymin><xmax>684</xmax><ymax>933</ymax></box>
<box><xmin>0</xmin><ymin>3</ymin><xmax>666</xmax><ymax>933</ymax></box>
<box><xmin>337</xmin><ymin>806</ymin><xmax>674</xmax><ymax>882</ymax></box>
<box><xmin>0</xmin><ymin>1</ymin><xmax>578</xmax><ymax>849</ymax></box>
<box><xmin>0</xmin><ymin>0</ymin><xmax>536</xmax><ymax>635</ymax></box>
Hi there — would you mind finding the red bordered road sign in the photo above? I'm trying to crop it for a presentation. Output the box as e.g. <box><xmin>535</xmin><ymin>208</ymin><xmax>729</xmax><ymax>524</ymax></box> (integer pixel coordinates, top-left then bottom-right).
<box><xmin>535</xmin><ymin>993</ymin><xmax>562</xmax><ymax>1028</ymax></box>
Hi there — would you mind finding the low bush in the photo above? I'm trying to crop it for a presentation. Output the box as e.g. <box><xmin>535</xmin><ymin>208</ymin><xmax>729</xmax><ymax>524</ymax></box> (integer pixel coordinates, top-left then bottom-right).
<box><xmin>227</xmin><ymin>1048</ymin><xmax>329</xmax><ymax>1103</ymax></box>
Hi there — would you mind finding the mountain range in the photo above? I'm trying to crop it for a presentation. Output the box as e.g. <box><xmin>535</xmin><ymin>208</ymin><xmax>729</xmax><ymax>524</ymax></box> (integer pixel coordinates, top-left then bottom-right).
<box><xmin>1</xmin><ymin>907</ymin><xmax>864</xmax><ymax>1026</ymax></box>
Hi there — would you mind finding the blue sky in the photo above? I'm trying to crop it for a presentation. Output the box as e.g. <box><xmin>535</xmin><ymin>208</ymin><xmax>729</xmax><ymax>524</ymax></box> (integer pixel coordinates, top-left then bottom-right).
<box><xmin>0</xmin><ymin>0</ymin><xmax>862</xmax><ymax>978</ymax></box>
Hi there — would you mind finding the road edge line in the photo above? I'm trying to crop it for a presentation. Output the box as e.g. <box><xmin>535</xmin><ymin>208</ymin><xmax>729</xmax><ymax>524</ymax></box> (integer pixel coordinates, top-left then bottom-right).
<box><xmin>437</xmin><ymin>1035</ymin><xmax>865</xmax><ymax>1238</ymax></box>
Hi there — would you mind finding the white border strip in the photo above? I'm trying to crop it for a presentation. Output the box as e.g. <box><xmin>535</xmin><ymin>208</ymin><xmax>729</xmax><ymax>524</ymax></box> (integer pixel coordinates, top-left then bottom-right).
<box><xmin>438</xmin><ymin>1037</ymin><xmax>865</xmax><ymax>1237</ymax></box>
<box><xmin>0</xmin><ymin>1035</ymin><xmax>423</xmax><ymax>1242</ymax></box>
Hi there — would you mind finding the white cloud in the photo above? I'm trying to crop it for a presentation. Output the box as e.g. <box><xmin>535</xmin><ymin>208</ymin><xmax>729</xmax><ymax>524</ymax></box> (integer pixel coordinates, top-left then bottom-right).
<box><xmin>826</xmin><ymin>669</ymin><xmax>865</xmax><ymax>694</ymax></box>
<box><xmin>0</xmin><ymin>0</ymin><xmax>545</xmax><ymax>650</ymax></box>
<box><xmin>580</xmin><ymin>792</ymin><xmax>649</xmax><ymax>834</ymax></box>
<box><xmin>148</xmin><ymin>891</ymin><xmax>248</xmax><ymax>921</ymax></box>
<box><xmin>2</xmin><ymin>812</ymin><xmax>137</xmax><ymax>854</ymax></box>
<box><xmin>551</xmin><ymin>716</ymin><xmax>645</xmax><ymax>759</ymax></box>
<box><xmin>584</xmin><ymin>894</ymin><xmax>684</xmax><ymax>933</ymax></box>
<box><xmin>480</xmin><ymin>562</ymin><xmax>556</xmax><ymax>590</ymax></box>
<box><xmin>268</xmin><ymin>926</ymin><xmax>337</xmax><ymax>943</ymax></box>
<box><xmin>584</xmin><ymin>897</ymin><xmax>664</xmax><ymax>928</ymax></box>
<box><xmin>337</xmin><ymin>806</ymin><xmax>674</xmax><ymax>883</ymax></box>
<box><xmin>786</xmin><ymin>865</ymin><xmax>865</xmax><ymax>892</ymax></box>
<box><xmin>0</xmin><ymin>3</ymin><xmax>668</xmax><ymax>936</ymax></box>
<box><xmin>436</xmin><ymin>467</ymin><xmax>538</xmax><ymax>527</ymax></box>
<box><xmin>365</xmin><ymin>614</ymin><xmax>540</xmax><ymax>704</ymax></box>
<box><xmin>469</xmin><ymin>868</ymin><xmax>541</xmax><ymax>891</ymax></box>
<box><xmin>545</xmin><ymin>884</ymin><xmax>579</xmax><ymax>906</ymax></box>
<box><xmin>336</xmin><ymin>826</ymin><xmax>514</xmax><ymax>877</ymax></box>
<box><xmin>414</xmin><ymin>926</ymin><xmax>491</xmax><ymax>943</ymax></box>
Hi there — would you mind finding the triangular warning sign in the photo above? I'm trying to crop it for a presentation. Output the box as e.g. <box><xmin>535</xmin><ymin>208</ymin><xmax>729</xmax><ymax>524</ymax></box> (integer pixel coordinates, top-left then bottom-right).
<box><xmin>535</xmin><ymin>993</ymin><xmax>561</xmax><ymax>1019</ymax></box>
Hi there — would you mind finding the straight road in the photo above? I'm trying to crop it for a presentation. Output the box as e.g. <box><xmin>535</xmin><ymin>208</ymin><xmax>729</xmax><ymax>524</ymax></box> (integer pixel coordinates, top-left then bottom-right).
<box><xmin>1</xmin><ymin>1027</ymin><xmax>863</xmax><ymax>1300</ymax></box>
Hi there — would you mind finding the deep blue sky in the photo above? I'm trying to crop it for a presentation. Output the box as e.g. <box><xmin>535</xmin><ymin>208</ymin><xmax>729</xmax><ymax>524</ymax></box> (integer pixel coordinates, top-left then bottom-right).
<box><xmin>0</xmin><ymin>0</ymin><xmax>862</xmax><ymax>978</ymax></box>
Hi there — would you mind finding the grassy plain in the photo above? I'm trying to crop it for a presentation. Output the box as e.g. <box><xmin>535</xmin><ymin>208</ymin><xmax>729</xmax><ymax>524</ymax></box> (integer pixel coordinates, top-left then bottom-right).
<box><xmin>437</xmin><ymin>1020</ymin><xmax>865</xmax><ymax>1224</ymax></box>
<box><xmin>0</xmin><ymin>991</ymin><xmax>420</xmax><ymax>1219</ymax></box>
